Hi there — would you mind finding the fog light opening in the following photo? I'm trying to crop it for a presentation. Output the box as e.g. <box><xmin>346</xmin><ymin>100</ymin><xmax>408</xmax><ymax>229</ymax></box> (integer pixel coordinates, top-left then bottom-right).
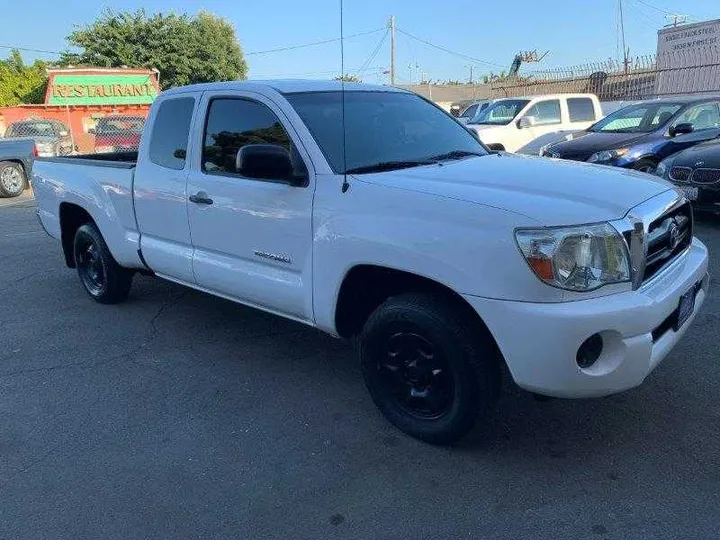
<box><xmin>576</xmin><ymin>333</ymin><xmax>604</xmax><ymax>369</ymax></box>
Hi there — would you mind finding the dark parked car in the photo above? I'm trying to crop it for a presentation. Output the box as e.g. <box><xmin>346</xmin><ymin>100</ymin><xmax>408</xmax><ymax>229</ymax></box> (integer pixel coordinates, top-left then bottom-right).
<box><xmin>4</xmin><ymin>119</ymin><xmax>73</xmax><ymax>157</ymax></box>
<box><xmin>542</xmin><ymin>96</ymin><xmax>720</xmax><ymax>173</ymax></box>
<box><xmin>656</xmin><ymin>138</ymin><xmax>720</xmax><ymax>214</ymax></box>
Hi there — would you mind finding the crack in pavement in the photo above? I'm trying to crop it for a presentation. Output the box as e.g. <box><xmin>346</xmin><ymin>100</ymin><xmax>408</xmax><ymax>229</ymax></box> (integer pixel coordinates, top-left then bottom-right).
<box><xmin>0</xmin><ymin>269</ymin><xmax>56</xmax><ymax>295</ymax></box>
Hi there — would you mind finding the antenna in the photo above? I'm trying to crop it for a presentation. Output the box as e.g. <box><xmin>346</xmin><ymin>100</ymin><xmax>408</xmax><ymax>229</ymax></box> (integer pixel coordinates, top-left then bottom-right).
<box><xmin>340</xmin><ymin>0</ymin><xmax>349</xmax><ymax>193</ymax></box>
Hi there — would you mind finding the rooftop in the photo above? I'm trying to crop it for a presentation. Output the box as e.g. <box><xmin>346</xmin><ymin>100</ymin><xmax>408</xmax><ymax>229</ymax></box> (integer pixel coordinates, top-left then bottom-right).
<box><xmin>162</xmin><ymin>79</ymin><xmax>405</xmax><ymax>95</ymax></box>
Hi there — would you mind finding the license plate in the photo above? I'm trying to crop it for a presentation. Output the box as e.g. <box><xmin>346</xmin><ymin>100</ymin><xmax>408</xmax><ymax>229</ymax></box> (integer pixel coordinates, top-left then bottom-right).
<box><xmin>678</xmin><ymin>186</ymin><xmax>698</xmax><ymax>201</ymax></box>
<box><xmin>675</xmin><ymin>288</ymin><xmax>696</xmax><ymax>331</ymax></box>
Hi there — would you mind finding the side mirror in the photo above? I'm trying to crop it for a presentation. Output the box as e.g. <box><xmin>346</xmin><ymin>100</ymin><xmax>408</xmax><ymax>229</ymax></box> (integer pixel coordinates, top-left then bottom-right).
<box><xmin>88</xmin><ymin>128</ymin><xmax>96</xmax><ymax>135</ymax></box>
<box><xmin>236</xmin><ymin>144</ymin><xmax>304</xmax><ymax>185</ymax></box>
<box><xmin>670</xmin><ymin>122</ymin><xmax>694</xmax><ymax>137</ymax></box>
<box><xmin>518</xmin><ymin>115</ymin><xmax>536</xmax><ymax>129</ymax></box>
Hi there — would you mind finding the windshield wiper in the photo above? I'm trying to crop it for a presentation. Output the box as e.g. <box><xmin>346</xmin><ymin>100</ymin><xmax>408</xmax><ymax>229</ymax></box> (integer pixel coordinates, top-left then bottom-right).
<box><xmin>424</xmin><ymin>150</ymin><xmax>485</xmax><ymax>162</ymax></box>
<box><xmin>345</xmin><ymin>159</ymin><xmax>437</xmax><ymax>174</ymax></box>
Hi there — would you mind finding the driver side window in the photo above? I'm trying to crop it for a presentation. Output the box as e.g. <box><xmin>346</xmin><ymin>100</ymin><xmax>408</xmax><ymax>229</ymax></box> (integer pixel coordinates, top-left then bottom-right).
<box><xmin>525</xmin><ymin>100</ymin><xmax>561</xmax><ymax>125</ymax></box>
<box><xmin>672</xmin><ymin>102</ymin><xmax>720</xmax><ymax>131</ymax></box>
<box><xmin>202</xmin><ymin>98</ymin><xmax>294</xmax><ymax>176</ymax></box>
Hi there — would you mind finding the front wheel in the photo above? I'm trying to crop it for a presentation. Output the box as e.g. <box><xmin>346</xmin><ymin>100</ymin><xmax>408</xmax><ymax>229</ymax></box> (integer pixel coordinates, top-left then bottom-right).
<box><xmin>73</xmin><ymin>223</ymin><xmax>133</xmax><ymax>304</ymax></box>
<box><xmin>359</xmin><ymin>293</ymin><xmax>500</xmax><ymax>444</ymax></box>
<box><xmin>0</xmin><ymin>161</ymin><xmax>27</xmax><ymax>198</ymax></box>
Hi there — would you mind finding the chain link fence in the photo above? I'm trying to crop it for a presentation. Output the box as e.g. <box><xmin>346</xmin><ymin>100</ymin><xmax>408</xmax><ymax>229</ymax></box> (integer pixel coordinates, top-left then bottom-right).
<box><xmin>1</xmin><ymin>113</ymin><xmax>146</xmax><ymax>157</ymax></box>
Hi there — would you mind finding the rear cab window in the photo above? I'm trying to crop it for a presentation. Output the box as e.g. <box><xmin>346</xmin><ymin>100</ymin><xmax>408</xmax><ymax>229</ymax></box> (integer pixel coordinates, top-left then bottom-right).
<box><xmin>567</xmin><ymin>98</ymin><xmax>596</xmax><ymax>122</ymax></box>
<box><xmin>149</xmin><ymin>97</ymin><xmax>195</xmax><ymax>170</ymax></box>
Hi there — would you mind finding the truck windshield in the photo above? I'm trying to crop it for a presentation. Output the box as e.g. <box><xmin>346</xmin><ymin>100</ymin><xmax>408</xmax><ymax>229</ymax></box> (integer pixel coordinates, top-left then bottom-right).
<box><xmin>285</xmin><ymin>91</ymin><xmax>487</xmax><ymax>174</ymax></box>
<box><xmin>469</xmin><ymin>99</ymin><xmax>529</xmax><ymax>125</ymax></box>
<box><xmin>589</xmin><ymin>102</ymin><xmax>683</xmax><ymax>133</ymax></box>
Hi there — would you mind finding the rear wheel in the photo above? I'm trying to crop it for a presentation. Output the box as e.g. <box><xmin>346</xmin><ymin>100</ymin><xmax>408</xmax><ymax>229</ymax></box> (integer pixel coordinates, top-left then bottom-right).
<box><xmin>73</xmin><ymin>223</ymin><xmax>133</xmax><ymax>304</ymax></box>
<box><xmin>632</xmin><ymin>158</ymin><xmax>657</xmax><ymax>174</ymax></box>
<box><xmin>359</xmin><ymin>293</ymin><xmax>500</xmax><ymax>444</ymax></box>
<box><xmin>0</xmin><ymin>161</ymin><xmax>26</xmax><ymax>198</ymax></box>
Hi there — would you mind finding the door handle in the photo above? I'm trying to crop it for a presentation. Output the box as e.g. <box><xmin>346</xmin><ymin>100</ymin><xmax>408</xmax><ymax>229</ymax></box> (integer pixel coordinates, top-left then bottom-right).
<box><xmin>189</xmin><ymin>191</ymin><xmax>213</xmax><ymax>205</ymax></box>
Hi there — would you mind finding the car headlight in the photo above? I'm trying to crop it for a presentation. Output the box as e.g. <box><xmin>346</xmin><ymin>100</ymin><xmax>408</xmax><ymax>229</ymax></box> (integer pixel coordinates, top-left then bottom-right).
<box><xmin>655</xmin><ymin>158</ymin><xmax>671</xmax><ymax>178</ymax></box>
<box><xmin>587</xmin><ymin>148</ymin><xmax>629</xmax><ymax>163</ymax></box>
<box><xmin>515</xmin><ymin>223</ymin><xmax>630</xmax><ymax>291</ymax></box>
<box><xmin>538</xmin><ymin>143</ymin><xmax>554</xmax><ymax>157</ymax></box>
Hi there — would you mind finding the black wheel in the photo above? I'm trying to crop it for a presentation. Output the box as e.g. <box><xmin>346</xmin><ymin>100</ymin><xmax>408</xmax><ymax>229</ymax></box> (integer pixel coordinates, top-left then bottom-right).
<box><xmin>359</xmin><ymin>293</ymin><xmax>500</xmax><ymax>444</ymax></box>
<box><xmin>0</xmin><ymin>161</ymin><xmax>26</xmax><ymax>198</ymax></box>
<box><xmin>73</xmin><ymin>223</ymin><xmax>132</xmax><ymax>304</ymax></box>
<box><xmin>632</xmin><ymin>158</ymin><xmax>657</xmax><ymax>174</ymax></box>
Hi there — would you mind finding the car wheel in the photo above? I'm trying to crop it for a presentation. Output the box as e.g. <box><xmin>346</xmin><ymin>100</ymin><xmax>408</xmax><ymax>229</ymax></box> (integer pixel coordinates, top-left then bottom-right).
<box><xmin>632</xmin><ymin>159</ymin><xmax>657</xmax><ymax>174</ymax></box>
<box><xmin>359</xmin><ymin>293</ymin><xmax>500</xmax><ymax>444</ymax></box>
<box><xmin>0</xmin><ymin>161</ymin><xmax>27</xmax><ymax>198</ymax></box>
<box><xmin>73</xmin><ymin>223</ymin><xmax>133</xmax><ymax>304</ymax></box>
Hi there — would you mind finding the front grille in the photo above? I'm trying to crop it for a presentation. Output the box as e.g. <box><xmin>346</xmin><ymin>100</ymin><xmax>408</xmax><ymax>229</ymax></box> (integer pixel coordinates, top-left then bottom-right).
<box><xmin>643</xmin><ymin>202</ymin><xmax>693</xmax><ymax>283</ymax></box>
<box><xmin>691</xmin><ymin>168</ymin><xmax>720</xmax><ymax>184</ymax></box>
<box><xmin>669</xmin><ymin>166</ymin><xmax>692</xmax><ymax>182</ymax></box>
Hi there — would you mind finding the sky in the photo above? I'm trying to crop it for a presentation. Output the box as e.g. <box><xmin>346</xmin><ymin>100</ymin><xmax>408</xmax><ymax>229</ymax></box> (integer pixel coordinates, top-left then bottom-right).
<box><xmin>0</xmin><ymin>0</ymin><xmax>718</xmax><ymax>83</ymax></box>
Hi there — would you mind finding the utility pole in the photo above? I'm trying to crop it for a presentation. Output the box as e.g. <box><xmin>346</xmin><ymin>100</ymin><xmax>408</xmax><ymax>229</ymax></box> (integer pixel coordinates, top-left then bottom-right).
<box><xmin>389</xmin><ymin>15</ymin><xmax>396</xmax><ymax>86</ymax></box>
<box><xmin>619</xmin><ymin>0</ymin><xmax>629</xmax><ymax>74</ymax></box>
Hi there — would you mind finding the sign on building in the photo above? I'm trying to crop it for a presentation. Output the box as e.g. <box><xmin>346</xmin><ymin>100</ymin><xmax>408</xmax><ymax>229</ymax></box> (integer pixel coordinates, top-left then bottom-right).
<box><xmin>656</xmin><ymin>19</ymin><xmax>720</xmax><ymax>96</ymax></box>
<box><xmin>44</xmin><ymin>68</ymin><xmax>160</xmax><ymax>106</ymax></box>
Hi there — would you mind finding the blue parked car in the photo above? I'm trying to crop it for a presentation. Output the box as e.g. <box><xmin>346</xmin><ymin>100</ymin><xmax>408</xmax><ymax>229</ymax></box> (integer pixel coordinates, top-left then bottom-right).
<box><xmin>541</xmin><ymin>96</ymin><xmax>720</xmax><ymax>173</ymax></box>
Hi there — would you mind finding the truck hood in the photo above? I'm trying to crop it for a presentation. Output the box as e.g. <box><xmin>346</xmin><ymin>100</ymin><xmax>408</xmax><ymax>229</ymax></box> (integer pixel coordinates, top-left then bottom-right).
<box><xmin>357</xmin><ymin>153</ymin><xmax>673</xmax><ymax>226</ymax></box>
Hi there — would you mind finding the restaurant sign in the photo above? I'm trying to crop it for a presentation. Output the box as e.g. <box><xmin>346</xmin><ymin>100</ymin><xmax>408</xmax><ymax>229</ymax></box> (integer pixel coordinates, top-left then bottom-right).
<box><xmin>47</xmin><ymin>73</ymin><xmax>158</xmax><ymax>106</ymax></box>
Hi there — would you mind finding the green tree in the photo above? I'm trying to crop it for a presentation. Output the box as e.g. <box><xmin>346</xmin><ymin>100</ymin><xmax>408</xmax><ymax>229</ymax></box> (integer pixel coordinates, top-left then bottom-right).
<box><xmin>61</xmin><ymin>9</ymin><xmax>247</xmax><ymax>89</ymax></box>
<box><xmin>334</xmin><ymin>74</ymin><xmax>362</xmax><ymax>83</ymax></box>
<box><xmin>0</xmin><ymin>50</ymin><xmax>48</xmax><ymax>107</ymax></box>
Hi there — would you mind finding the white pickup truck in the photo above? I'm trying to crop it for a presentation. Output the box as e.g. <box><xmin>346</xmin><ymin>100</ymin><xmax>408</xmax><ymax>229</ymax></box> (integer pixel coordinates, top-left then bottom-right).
<box><xmin>467</xmin><ymin>93</ymin><xmax>603</xmax><ymax>152</ymax></box>
<box><xmin>33</xmin><ymin>81</ymin><xmax>709</xmax><ymax>444</ymax></box>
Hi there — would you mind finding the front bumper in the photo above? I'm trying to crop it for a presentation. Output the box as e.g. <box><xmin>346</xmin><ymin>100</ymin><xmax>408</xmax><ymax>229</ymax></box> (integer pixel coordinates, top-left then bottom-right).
<box><xmin>464</xmin><ymin>238</ymin><xmax>709</xmax><ymax>398</ymax></box>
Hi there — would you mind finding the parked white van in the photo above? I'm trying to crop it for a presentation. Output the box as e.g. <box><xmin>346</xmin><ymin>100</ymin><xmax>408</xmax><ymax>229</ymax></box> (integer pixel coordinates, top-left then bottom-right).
<box><xmin>466</xmin><ymin>93</ymin><xmax>603</xmax><ymax>152</ymax></box>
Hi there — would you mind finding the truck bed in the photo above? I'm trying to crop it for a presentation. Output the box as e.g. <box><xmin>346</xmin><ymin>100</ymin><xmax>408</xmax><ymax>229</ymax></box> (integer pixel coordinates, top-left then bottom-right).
<box><xmin>39</xmin><ymin>151</ymin><xmax>138</xmax><ymax>169</ymax></box>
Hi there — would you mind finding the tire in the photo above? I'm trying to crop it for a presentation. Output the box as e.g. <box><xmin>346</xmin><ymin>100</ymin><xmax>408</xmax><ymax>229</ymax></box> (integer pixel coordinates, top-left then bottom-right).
<box><xmin>631</xmin><ymin>158</ymin><xmax>657</xmax><ymax>174</ymax></box>
<box><xmin>73</xmin><ymin>223</ymin><xmax>133</xmax><ymax>304</ymax></box>
<box><xmin>0</xmin><ymin>161</ymin><xmax>27</xmax><ymax>198</ymax></box>
<box><xmin>359</xmin><ymin>293</ymin><xmax>500</xmax><ymax>444</ymax></box>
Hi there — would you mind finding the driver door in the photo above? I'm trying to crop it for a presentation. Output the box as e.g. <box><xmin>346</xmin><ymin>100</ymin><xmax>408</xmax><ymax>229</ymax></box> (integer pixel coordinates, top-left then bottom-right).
<box><xmin>662</xmin><ymin>101</ymin><xmax>720</xmax><ymax>159</ymax></box>
<box><xmin>518</xmin><ymin>99</ymin><xmax>562</xmax><ymax>150</ymax></box>
<box><xmin>185</xmin><ymin>91</ymin><xmax>316</xmax><ymax>321</ymax></box>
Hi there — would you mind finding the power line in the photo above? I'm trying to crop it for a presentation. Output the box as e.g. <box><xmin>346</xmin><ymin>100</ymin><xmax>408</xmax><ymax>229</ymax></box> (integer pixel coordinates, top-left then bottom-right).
<box><xmin>246</xmin><ymin>28</ymin><xmax>384</xmax><ymax>56</ymax></box>
<box><xmin>395</xmin><ymin>28</ymin><xmax>505</xmax><ymax>68</ymax></box>
<box><xmin>632</xmin><ymin>0</ymin><xmax>675</xmax><ymax>15</ymax></box>
<box><xmin>0</xmin><ymin>44</ymin><xmax>62</xmax><ymax>56</ymax></box>
<box><xmin>357</xmin><ymin>29</ymin><xmax>389</xmax><ymax>74</ymax></box>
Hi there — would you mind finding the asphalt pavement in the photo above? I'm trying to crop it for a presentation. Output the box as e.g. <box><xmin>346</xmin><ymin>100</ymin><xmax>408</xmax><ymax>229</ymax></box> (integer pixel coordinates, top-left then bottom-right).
<box><xmin>1</xmin><ymin>196</ymin><xmax>718</xmax><ymax>540</ymax></box>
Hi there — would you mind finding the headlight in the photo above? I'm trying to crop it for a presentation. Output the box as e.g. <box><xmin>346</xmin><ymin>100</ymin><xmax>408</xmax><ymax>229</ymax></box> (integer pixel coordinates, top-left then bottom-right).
<box><xmin>515</xmin><ymin>223</ymin><xmax>630</xmax><ymax>291</ymax></box>
<box><xmin>655</xmin><ymin>159</ymin><xmax>671</xmax><ymax>178</ymax></box>
<box><xmin>587</xmin><ymin>148</ymin><xmax>629</xmax><ymax>163</ymax></box>
<box><xmin>538</xmin><ymin>143</ymin><xmax>554</xmax><ymax>157</ymax></box>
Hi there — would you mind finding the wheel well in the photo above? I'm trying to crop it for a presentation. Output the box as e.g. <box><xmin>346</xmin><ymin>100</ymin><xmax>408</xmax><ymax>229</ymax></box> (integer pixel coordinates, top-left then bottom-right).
<box><xmin>59</xmin><ymin>203</ymin><xmax>94</xmax><ymax>268</ymax></box>
<box><xmin>334</xmin><ymin>265</ymin><xmax>494</xmax><ymax>342</ymax></box>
